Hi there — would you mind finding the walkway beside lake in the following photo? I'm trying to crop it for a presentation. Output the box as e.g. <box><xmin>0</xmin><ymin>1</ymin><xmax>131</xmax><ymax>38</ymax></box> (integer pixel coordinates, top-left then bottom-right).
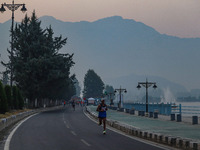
<box><xmin>88</xmin><ymin>105</ymin><xmax>200</xmax><ymax>142</ymax></box>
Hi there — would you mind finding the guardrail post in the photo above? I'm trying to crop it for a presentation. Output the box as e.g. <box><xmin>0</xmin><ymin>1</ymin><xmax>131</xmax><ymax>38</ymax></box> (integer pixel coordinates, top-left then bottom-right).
<box><xmin>192</xmin><ymin>116</ymin><xmax>198</xmax><ymax>125</ymax></box>
<box><xmin>149</xmin><ymin>112</ymin><xmax>153</xmax><ymax>118</ymax></box>
<box><xmin>177</xmin><ymin>114</ymin><xmax>182</xmax><ymax>122</ymax></box>
<box><xmin>141</xmin><ymin>111</ymin><xmax>145</xmax><ymax>116</ymax></box>
<box><xmin>130</xmin><ymin>109</ymin><xmax>135</xmax><ymax>115</ymax></box>
<box><xmin>154</xmin><ymin>112</ymin><xmax>158</xmax><ymax>119</ymax></box>
<box><xmin>171</xmin><ymin>114</ymin><xmax>175</xmax><ymax>121</ymax></box>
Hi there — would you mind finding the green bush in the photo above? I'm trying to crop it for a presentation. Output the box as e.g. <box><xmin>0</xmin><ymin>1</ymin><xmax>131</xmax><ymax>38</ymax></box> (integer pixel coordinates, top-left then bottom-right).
<box><xmin>0</xmin><ymin>81</ymin><xmax>8</xmax><ymax>114</ymax></box>
<box><xmin>4</xmin><ymin>85</ymin><xmax>12</xmax><ymax>110</ymax></box>
<box><xmin>18</xmin><ymin>89</ymin><xmax>24</xmax><ymax>109</ymax></box>
<box><xmin>12</xmin><ymin>86</ymin><xmax>19</xmax><ymax>110</ymax></box>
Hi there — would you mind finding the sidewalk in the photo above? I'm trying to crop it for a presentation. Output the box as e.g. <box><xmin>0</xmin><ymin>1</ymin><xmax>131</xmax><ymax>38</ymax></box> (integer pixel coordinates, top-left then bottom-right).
<box><xmin>88</xmin><ymin>106</ymin><xmax>200</xmax><ymax>142</ymax></box>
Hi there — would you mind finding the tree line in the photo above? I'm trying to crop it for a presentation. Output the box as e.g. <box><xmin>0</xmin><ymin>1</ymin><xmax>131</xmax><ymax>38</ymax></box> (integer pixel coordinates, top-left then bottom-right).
<box><xmin>1</xmin><ymin>11</ymin><xmax>114</xmax><ymax>113</ymax></box>
<box><xmin>0</xmin><ymin>81</ymin><xmax>24</xmax><ymax>114</ymax></box>
<box><xmin>1</xmin><ymin>11</ymin><xmax>76</xmax><ymax>111</ymax></box>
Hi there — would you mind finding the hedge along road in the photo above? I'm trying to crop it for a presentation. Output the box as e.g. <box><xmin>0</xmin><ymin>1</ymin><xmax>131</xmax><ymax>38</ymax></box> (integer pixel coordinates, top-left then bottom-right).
<box><xmin>3</xmin><ymin>105</ymin><xmax>176</xmax><ymax>150</ymax></box>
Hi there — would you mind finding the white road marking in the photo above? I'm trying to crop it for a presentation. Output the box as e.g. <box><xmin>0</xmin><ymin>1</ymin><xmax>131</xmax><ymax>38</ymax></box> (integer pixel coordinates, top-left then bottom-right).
<box><xmin>81</xmin><ymin>139</ymin><xmax>91</xmax><ymax>147</ymax></box>
<box><xmin>63</xmin><ymin>109</ymin><xmax>70</xmax><ymax>128</ymax></box>
<box><xmin>71</xmin><ymin>131</ymin><xmax>77</xmax><ymax>136</ymax></box>
<box><xmin>63</xmin><ymin>120</ymin><xmax>70</xmax><ymax>128</ymax></box>
<box><xmin>4</xmin><ymin>113</ymin><xmax>38</xmax><ymax>150</ymax></box>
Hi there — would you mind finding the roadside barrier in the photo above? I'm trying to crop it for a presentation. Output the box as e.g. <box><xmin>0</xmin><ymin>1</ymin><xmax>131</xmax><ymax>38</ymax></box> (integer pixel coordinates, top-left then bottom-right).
<box><xmin>177</xmin><ymin>114</ymin><xmax>182</xmax><ymax>122</ymax></box>
<box><xmin>85</xmin><ymin>106</ymin><xmax>200</xmax><ymax>150</ymax></box>
<box><xmin>0</xmin><ymin>110</ymin><xmax>35</xmax><ymax>132</ymax></box>
<box><xmin>171</xmin><ymin>114</ymin><xmax>175</xmax><ymax>121</ymax></box>
<box><xmin>0</xmin><ymin>106</ymin><xmax>62</xmax><ymax>132</ymax></box>
<box><xmin>149</xmin><ymin>112</ymin><xmax>153</xmax><ymax>118</ymax></box>
<box><xmin>192</xmin><ymin>116</ymin><xmax>198</xmax><ymax>125</ymax></box>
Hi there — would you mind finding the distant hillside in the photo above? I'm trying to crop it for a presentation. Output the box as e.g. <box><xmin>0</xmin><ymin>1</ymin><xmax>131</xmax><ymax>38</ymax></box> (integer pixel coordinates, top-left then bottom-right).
<box><xmin>1</xmin><ymin>16</ymin><xmax>200</xmax><ymax>100</ymax></box>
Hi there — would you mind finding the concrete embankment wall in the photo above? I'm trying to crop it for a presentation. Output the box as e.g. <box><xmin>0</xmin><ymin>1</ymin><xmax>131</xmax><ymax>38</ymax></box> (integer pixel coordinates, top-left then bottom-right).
<box><xmin>0</xmin><ymin>106</ymin><xmax>62</xmax><ymax>132</ymax></box>
<box><xmin>86</xmin><ymin>107</ymin><xmax>200</xmax><ymax>150</ymax></box>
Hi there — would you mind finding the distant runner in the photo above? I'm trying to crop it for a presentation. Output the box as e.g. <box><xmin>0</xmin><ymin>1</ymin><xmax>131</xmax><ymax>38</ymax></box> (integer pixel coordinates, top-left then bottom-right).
<box><xmin>96</xmin><ymin>99</ymin><xmax>108</xmax><ymax>134</ymax></box>
<box><xmin>72</xmin><ymin>100</ymin><xmax>75</xmax><ymax>111</ymax></box>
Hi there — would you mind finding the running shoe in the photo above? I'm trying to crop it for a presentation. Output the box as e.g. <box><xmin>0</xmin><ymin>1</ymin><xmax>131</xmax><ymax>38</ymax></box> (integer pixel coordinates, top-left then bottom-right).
<box><xmin>103</xmin><ymin>130</ymin><xmax>106</xmax><ymax>134</ymax></box>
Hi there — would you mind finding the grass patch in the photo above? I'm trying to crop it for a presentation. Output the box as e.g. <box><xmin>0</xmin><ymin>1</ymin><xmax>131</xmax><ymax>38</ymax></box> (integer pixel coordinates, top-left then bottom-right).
<box><xmin>0</xmin><ymin>109</ymin><xmax>31</xmax><ymax>119</ymax></box>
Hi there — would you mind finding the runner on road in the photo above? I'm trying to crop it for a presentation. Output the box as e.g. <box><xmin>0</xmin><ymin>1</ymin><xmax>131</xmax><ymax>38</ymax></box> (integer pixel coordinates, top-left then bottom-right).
<box><xmin>72</xmin><ymin>100</ymin><xmax>75</xmax><ymax>111</ymax></box>
<box><xmin>96</xmin><ymin>99</ymin><xmax>108</xmax><ymax>134</ymax></box>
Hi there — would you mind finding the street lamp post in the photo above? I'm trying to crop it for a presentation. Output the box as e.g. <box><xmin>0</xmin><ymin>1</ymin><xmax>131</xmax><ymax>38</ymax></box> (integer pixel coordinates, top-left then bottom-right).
<box><xmin>114</xmin><ymin>86</ymin><xmax>127</xmax><ymax>108</ymax></box>
<box><xmin>137</xmin><ymin>78</ymin><xmax>157</xmax><ymax>113</ymax></box>
<box><xmin>0</xmin><ymin>0</ymin><xmax>27</xmax><ymax>87</ymax></box>
<box><xmin>104</xmin><ymin>92</ymin><xmax>115</xmax><ymax>106</ymax></box>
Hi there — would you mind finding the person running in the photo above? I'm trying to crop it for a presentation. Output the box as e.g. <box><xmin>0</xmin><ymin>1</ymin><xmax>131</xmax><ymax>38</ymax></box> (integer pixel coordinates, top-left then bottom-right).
<box><xmin>72</xmin><ymin>100</ymin><xmax>75</xmax><ymax>111</ymax></box>
<box><xmin>96</xmin><ymin>99</ymin><xmax>108</xmax><ymax>134</ymax></box>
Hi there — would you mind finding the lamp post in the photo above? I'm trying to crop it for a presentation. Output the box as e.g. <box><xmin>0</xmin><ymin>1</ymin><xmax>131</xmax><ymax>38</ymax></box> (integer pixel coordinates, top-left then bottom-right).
<box><xmin>137</xmin><ymin>78</ymin><xmax>157</xmax><ymax>113</ymax></box>
<box><xmin>0</xmin><ymin>0</ymin><xmax>27</xmax><ymax>87</ymax></box>
<box><xmin>114</xmin><ymin>86</ymin><xmax>127</xmax><ymax>108</ymax></box>
<box><xmin>104</xmin><ymin>91</ymin><xmax>115</xmax><ymax>106</ymax></box>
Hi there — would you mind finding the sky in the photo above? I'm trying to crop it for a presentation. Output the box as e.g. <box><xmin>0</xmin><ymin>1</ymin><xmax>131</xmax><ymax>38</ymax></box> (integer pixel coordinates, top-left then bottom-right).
<box><xmin>0</xmin><ymin>0</ymin><xmax>200</xmax><ymax>38</ymax></box>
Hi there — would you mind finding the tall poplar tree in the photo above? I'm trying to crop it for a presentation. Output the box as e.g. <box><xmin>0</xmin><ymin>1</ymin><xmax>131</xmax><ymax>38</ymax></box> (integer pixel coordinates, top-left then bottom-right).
<box><xmin>18</xmin><ymin>88</ymin><xmax>24</xmax><ymax>109</ymax></box>
<box><xmin>12</xmin><ymin>86</ymin><xmax>18</xmax><ymax>109</ymax></box>
<box><xmin>74</xmin><ymin>77</ymin><xmax>81</xmax><ymax>97</ymax></box>
<box><xmin>83</xmin><ymin>69</ymin><xmax>104</xmax><ymax>98</ymax></box>
<box><xmin>4</xmin><ymin>85</ymin><xmax>12</xmax><ymax>110</ymax></box>
<box><xmin>0</xmin><ymin>81</ymin><xmax>8</xmax><ymax>113</ymax></box>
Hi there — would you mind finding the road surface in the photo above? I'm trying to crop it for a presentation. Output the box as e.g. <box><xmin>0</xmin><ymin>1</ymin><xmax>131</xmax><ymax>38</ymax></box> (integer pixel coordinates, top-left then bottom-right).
<box><xmin>7</xmin><ymin>105</ymin><xmax>172</xmax><ymax>150</ymax></box>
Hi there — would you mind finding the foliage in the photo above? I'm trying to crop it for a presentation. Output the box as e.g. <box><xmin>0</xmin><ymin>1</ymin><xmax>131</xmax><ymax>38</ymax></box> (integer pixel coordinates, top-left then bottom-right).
<box><xmin>104</xmin><ymin>85</ymin><xmax>115</xmax><ymax>100</ymax></box>
<box><xmin>73</xmin><ymin>77</ymin><xmax>81</xmax><ymax>97</ymax></box>
<box><xmin>0</xmin><ymin>81</ymin><xmax>8</xmax><ymax>114</ymax></box>
<box><xmin>18</xmin><ymin>88</ymin><xmax>24</xmax><ymax>109</ymax></box>
<box><xmin>4</xmin><ymin>11</ymin><xmax>75</xmax><ymax>104</ymax></box>
<box><xmin>66</xmin><ymin>77</ymin><xmax>76</xmax><ymax>100</ymax></box>
<box><xmin>12</xmin><ymin>86</ymin><xmax>19</xmax><ymax>109</ymax></box>
<box><xmin>83</xmin><ymin>69</ymin><xmax>104</xmax><ymax>98</ymax></box>
<box><xmin>4</xmin><ymin>85</ymin><xmax>12</xmax><ymax>110</ymax></box>
<box><xmin>104</xmin><ymin>85</ymin><xmax>114</xmax><ymax>93</ymax></box>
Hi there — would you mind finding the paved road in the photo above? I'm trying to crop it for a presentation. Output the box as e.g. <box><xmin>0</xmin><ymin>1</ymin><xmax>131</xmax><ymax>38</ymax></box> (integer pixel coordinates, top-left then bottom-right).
<box><xmin>8</xmin><ymin>106</ymin><xmax>170</xmax><ymax>150</ymax></box>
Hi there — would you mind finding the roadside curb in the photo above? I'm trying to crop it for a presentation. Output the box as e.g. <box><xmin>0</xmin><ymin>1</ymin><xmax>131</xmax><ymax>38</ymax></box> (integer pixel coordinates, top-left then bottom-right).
<box><xmin>0</xmin><ymin>106</ymin><xmax>62</xmax><ymax>132</ymax></box>
<box><xmin>86</xmin><ymin>106</ymin><xmax>200</xmax><ymax>150</ymax></box>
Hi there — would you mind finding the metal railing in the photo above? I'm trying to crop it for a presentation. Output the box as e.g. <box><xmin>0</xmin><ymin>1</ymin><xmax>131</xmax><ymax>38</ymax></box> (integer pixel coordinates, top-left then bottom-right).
<box><xmin>181</xmin><ymin>105</ymin><xmax>200</xmax><ymax>116</ymax></box>
<box><xmin>123</xmin><ymin>103</ymin><xmax>200</xmax><ymax>116</ymax></box>
<box><xmin>123</xmin><ymin>103</ymin><xmax>173</xmax><ymax>115</ymax></box>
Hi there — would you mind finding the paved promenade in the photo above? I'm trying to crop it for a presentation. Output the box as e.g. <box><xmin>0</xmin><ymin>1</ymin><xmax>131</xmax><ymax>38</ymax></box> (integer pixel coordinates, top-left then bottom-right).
<box><xmin>88</xmin><ymin>106</ymin><xmax>200</xmax><ymax>142</ymax></box>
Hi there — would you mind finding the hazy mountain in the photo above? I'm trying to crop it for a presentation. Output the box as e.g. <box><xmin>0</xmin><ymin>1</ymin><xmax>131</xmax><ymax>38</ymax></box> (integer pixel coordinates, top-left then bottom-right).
<box><xmin>1</xmin><ymin>16</ymin><xmax>200</xmax><ymax>101</ymax></box>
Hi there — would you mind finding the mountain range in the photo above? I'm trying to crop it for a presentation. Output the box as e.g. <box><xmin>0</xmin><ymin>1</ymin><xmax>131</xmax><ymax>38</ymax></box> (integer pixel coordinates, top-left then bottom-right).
<box><xmin>1</xmin><ymin>16</ymin><xmax>200</xmax><ymax>101</ymax></box>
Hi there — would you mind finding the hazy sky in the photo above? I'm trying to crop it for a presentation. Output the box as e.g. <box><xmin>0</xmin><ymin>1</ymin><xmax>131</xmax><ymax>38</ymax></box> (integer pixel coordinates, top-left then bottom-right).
<box><xmin>0</xmin><ymin>0</ymin><xmax>200</xmax><ymax>38</ymax></box>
